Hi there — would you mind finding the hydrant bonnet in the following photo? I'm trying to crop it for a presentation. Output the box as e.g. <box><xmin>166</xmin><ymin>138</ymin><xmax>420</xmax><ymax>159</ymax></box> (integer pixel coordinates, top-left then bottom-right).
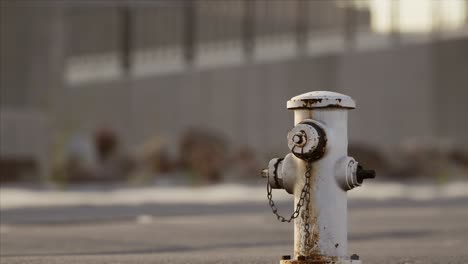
<box><xmin>287</xmin><ymin>91</ymin><xmax>356</xmax><ymax>110</ymax></box>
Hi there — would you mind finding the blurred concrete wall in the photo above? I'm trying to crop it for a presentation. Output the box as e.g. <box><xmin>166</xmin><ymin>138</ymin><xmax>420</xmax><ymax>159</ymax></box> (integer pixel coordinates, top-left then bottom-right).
<box><xmin>339</xmin><ymin>44</ymin><xmax>436</xmax><ymax>149</ymax></box>
<box><xmin>1</xmin><ymin>3</ymin><xmax>65</xmax><ymax>180</ymax></box>
<box><xmin>433</xmin><ymin>38</ymin><xmax>468</xmax><ymax>145</ymax></box>
<box><xmin>0</xmin><ymin>2</ymin><xmax>64</xmax><ymax>109</ymax></box>
<box><xmin>58</xmin><ymin>38</ymin><xmax>468</xmax><ymax>157</ymax></box>
<box><xmin>59</xmin><ymin>54</ymin><xmax>339</xmax><ymax>156</ymax></box>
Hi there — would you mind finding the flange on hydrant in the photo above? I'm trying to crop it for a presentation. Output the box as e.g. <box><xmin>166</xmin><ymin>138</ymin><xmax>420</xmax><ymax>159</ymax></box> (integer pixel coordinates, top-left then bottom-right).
<box><xmin>262</xmin><ymin>91</ymin><xmax>375</xmax><ymax>264</ymax></box>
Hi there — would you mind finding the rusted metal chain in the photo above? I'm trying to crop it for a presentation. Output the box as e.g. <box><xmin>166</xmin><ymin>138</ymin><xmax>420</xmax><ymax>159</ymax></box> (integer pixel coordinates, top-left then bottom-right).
<box><xmin>266</xmin><ymin>161</ymin><xmax>312</xmax><ymax>228</ymax></box>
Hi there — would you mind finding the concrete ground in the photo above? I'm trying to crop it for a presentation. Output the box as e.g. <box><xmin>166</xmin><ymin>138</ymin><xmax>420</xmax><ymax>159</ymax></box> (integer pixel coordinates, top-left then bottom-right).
<box><xmin>1</xmin><ymin>196</ymin><xmax>467</xmax><ymax>264</ymax></box>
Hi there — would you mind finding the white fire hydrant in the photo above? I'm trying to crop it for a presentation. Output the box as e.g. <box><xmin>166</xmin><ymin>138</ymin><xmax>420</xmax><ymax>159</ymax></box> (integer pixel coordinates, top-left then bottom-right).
<box><xmin>262</xmin><ymin>91</ymin><xmax>375</xmax><ymax>264</ymax></box>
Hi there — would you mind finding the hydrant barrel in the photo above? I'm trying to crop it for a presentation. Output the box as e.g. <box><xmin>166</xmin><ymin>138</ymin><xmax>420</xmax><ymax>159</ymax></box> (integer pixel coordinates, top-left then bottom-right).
<box><xmin>288</xmin><ymin>92</ymin><xmax>355</xmax><ymax>259</ymax></box>
<box><xmin>264</xmin><ymin>91</ymin><xmax>374</xmax><ymax>263</ymax></box>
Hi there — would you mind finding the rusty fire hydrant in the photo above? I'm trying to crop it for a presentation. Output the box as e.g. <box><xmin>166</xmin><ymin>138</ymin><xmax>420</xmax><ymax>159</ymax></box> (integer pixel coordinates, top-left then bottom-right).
<box><xmin>262</xmin><ymin>91</ymin><xmax>375</xmax><ymax>264</ymax></box>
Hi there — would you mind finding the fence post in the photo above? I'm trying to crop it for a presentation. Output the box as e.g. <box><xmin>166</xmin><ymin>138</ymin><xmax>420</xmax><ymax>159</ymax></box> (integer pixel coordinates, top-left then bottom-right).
<box><xmin>183</xmin><ymin>0</ymin><xmax>196</xmax><ymax>66</ymax></box>
<box><xmin>243</xmin><ymin>0</ymin><xmax>255</xmax><ymax>61</ymax></box>
<box><xmin>120</xmin><ymin>5</ymin><xmax>132</xmax><ymax>75</ymax></box>
<box><xmin>296</xmin><ymin>0</ymin><xmax>308</xmax><ymax>56</ymax></box>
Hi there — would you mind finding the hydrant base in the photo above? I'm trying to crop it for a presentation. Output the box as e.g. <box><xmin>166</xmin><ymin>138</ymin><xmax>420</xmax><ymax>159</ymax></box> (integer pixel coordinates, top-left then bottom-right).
<box><xmin>280</xmin><ymin>259</ymin><xmax>361</xmax><ymax>264</ymax></box>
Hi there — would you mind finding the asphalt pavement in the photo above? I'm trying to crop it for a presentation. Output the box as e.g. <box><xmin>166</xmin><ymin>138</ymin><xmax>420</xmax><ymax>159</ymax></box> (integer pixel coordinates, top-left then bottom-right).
<box><xmin>1</xmin><ymin>196</ymin><xmax>468</xmax><ymax>264</ymax></box>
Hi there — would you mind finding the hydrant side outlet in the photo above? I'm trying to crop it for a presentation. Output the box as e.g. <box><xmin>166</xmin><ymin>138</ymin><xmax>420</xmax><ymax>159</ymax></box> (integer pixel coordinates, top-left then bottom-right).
<box><xmin>264</xmin><ymin>91</ymin><xmax>375</xmax><ymax>264</ymax></box>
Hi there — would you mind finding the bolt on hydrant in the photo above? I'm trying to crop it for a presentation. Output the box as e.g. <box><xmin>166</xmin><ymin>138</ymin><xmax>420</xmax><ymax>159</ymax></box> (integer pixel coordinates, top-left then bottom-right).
<box><xmin>262</xmin><ymin>91</ymin><xmax>375</xmax><ymax>264</ymax></box>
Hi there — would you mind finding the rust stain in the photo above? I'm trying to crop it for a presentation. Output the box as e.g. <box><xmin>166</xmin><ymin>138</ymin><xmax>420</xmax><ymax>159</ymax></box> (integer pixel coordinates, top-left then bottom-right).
<box><xmin>297</xmin><ymin>98</ymin><xmax>352</xmax><ymax>109</ymax></box>
<box><xmin>309</xmin><ymin>98</ymin><xmax>323</xmax><ymax>104</ymax></box>
<box><xmin>325</xmin><ymin>103</ymin><xmax>348</xmax><ymax>108</ymax></box>
<box><xmin>295</xmin><ymin>164</ymin><xmax>318</xmax><ymax>258</ymax></box>
<box><xmin>280</xmin><ymin>254</ymin><xmax>339</xmax><ymax>264</ymax></box>
<box><xmin>300</xmin><ymin>99</ymin><xmax>322</xmax><ymax>108</ymax></box>
<box><xmin>306</xmin><ymin>221</ymin><xmax>321</xmax><ymax>256</ymax></box>
<box><xmin>290</xmin><ymin>165</ymin><xmax>339</xmax><ymax>264</ymax></box>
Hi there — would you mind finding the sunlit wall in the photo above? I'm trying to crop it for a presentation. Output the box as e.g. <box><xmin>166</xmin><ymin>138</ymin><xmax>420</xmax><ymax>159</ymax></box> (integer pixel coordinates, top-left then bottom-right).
<box><xmin>369</xmin><ymin>0</ymin><xmax>467</xmax><ymax>33</ymax></box>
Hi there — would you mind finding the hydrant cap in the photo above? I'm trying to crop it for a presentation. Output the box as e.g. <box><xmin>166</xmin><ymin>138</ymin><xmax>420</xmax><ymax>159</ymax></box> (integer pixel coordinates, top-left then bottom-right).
<box><xmin>287</xmin><ymin>91</ymin><xmax>356</xmax><ymax>110</ymax></box>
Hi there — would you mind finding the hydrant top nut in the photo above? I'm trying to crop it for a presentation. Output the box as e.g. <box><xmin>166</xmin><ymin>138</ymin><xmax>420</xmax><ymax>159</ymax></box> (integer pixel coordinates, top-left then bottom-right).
<box><xmin>292</xmin><ymin>132</ymin><xmax>306</xmax><ymax>146</ymax></box>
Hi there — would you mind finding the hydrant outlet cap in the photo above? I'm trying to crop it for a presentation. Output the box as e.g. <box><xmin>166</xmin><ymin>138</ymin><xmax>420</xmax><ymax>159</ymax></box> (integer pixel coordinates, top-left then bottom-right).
<box><xmin>287</xmin><ymin>91</ymin><xmax>356</xmax><ymax>109</ymax></box>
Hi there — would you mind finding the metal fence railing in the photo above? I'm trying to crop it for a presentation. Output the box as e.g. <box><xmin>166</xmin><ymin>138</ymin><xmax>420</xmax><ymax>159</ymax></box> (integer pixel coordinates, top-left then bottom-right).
<box><xmin>64</xmin><ymin>0</ymin><xmax>467</xmax><ymax>83</ymax></box>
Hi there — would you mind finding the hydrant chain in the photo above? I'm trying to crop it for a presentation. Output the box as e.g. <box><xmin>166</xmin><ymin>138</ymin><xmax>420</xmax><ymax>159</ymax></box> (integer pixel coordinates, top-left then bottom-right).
<box><xmin>302</xmin><ymin>162</ymin><xmax>313</xmax><ymax>252</ymax></box>
<box><xmin>266</xmin><ymin>161</ymin><xmax>313</xmax><ymax>224</ymax></box>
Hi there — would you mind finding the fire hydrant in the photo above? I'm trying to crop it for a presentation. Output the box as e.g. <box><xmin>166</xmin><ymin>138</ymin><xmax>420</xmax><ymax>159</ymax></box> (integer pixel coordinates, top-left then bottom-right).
<box><xmin>262</xmin><ymin>91</ymin><xmax>375</xmax><ymax>264</ymax></box>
